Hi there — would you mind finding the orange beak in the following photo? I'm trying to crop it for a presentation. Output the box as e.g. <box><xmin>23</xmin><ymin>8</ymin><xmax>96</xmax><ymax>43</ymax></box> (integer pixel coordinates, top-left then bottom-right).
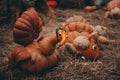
<box><xmin>57</xmin><ymin>29</ymin><xmax>67</xmax><ymax>47</ymax></box>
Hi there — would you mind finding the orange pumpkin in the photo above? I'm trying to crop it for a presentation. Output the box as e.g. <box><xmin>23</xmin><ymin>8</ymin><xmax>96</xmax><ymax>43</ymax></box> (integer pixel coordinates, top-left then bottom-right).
<box><xmin>13</xmin><ymin>8</ymin><xmax>43</xmax><ymax>46</ymax></box>
<box><xmin>63</xmin><ymin>22</ymin><xmax>93</xmax><ymax>33</ymax></box>
<box><xmin>63</xmin><ymin>16</ymin><xmax>100</xmax><ymax>60</ymax></box>
<box><xmin>62</xmin><ymin>16</ymin><xmax>94</xmax><ymax>34</ymax></box>
<box><xmin>84</xmin><ymin>6</ymin><xmax>97</xmax><ymax>12</ymax></box>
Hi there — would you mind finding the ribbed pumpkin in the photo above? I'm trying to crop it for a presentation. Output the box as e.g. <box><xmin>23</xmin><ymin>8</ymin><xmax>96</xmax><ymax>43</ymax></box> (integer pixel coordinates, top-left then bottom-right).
<box><xmin>62</xmin><ymin>16</ymin><xmax>94</xmax><ymax>33</ymax></box>
<box><xmin>8</xmin><ymin>28</ymin><xmax>67</xmax><ymax>73</ymax></box>
<box><xmin>8</xmin><ymin>41</ymin><xmax>60</xmax><ymax>73</ymax></box>
<box><xmin>84</xmin><ymin>6</ymin><xmax>97</xmax><ymax>12</ymax></box>
<box><xmin>65</xmin><ymin>31</ymin><xmax>100</xmax><ymax>61</ymax></box>
<box><xmin>63</xmin><ymin>21</ymin><xmax>94</xmax><ymax>33</ymax></box>
<box><xmin>13</xmin><ymin>8</ymin><xmax>43</xmax><ymax>46</ymax></box>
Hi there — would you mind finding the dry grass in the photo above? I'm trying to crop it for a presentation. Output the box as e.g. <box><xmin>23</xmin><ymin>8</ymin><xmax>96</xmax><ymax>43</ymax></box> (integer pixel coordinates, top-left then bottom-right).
<box><xmin>0</xmin><ymin>8</ymin><xmax>120</xmax><ymax>80</ymax></box>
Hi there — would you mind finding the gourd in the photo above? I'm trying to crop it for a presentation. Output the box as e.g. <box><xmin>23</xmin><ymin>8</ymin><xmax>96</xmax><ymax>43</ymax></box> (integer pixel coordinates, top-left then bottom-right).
<box><xmin>104</xmin><ymin>0</ymin><xmax>120</xmax><ymax>18</ymax></box>
<box><xmin>84</xmin><ymin>6</ymin><xmax>97</xmax><ymax>12</ymax></box>
<box><xmin>8</xmin><ymin>27</ymin><xmax>67</xmax><ymax>73</ymax></box>
<box><xmin>8</xmin><ymin>41</ymin><xmax>60</xmax><ymax>73</ymax></box>
<box><xmin>13</xmin><ymin>8</ymin><xmax>43</xmax><ymax>46</ymax></box>
<box><xmin>65</xmin><ymin>31</ymin><xmax>100</xmax><ymax>60</ymax></box>
<box><xmin>62</xmin><ymin>16</ymin><xmax>93</xmax><ymax>33</ymax></box>
<box><xmin>63</xmin><ymin>16</ymin><xmax>116</xmax><ymax>44</ymax></box>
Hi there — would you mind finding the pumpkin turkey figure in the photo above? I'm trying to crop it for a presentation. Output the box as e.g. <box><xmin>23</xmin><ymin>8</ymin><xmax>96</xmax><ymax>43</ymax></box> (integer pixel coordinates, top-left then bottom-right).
<box><xmin>104</xmin><ymin>0</ymin><xmax>120</xmax><ymax>18</ymax></box>
<box><xmin>8</xmin><ymin>8</ymin><xmax>67</xmax><ymax>73</ymax></box>
<box><xmin>8</xmin><ymin>27</ymin><xmax>67</xmax><ymax>73</ymax></box>
<box><xmin>62</xmin><ymin>16</ymin><xmax>116</xmax><ymax>60</ymax></box>
<box><xmin>65</xmin><ymin>31</ymin><xmax>100</xmax><ymax>61</ymax></box>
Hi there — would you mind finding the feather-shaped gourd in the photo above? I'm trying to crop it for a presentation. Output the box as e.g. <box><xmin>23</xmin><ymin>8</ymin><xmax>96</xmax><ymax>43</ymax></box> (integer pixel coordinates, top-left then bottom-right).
<box><xmin>8</xmin><ymin>41</ymin><xmax>60</xmax><ymax>73</ymax></box>
<box><xmin>65</xmin><ymin>31</ymin><xmax>100</xmax><ymax>60</ymax></box>
<box><xmin>62</xmin><ymin>16</ymin><xmax>93</xmax><ymax>33</ymax></box>
<box><xmin>13</xmin><ymin>8</ymin><xmax>43</xmax><ymax>46</ymax></box>
<box><xmin>63</xmin><ymin>16</ymin><xmax>116</xmax><ymax>44</ymax></box>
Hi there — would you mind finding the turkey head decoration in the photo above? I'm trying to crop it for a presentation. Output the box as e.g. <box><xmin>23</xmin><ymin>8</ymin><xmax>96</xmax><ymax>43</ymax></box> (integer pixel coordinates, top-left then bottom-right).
<box><xmin>73</xmin><ymin>36</ymin><xmax>100</xmax><ymax>61</ymax></box>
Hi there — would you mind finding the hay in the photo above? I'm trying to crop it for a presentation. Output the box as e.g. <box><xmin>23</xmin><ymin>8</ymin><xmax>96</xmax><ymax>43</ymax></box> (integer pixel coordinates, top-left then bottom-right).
<box><xmin>56</xmin><ymin>0</ymin><xmax>85</xmax><ymax>9</ymax></box>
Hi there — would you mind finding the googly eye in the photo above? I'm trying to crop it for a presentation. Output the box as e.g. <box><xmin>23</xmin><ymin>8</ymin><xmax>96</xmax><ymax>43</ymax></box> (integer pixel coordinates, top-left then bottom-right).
<box><xmin>58</xmin><ymin>34</ymin><xmax>61</xmax><ymax>36</ymax></box>
<box><xmin>92</xmin><ymin>45</ymin><xmax>97</xmax><ymax>50</ymax></box>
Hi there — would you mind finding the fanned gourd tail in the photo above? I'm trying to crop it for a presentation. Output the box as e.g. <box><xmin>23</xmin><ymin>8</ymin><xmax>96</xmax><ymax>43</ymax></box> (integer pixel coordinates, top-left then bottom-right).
<box><xmin>62</xmin><ymin>16</ymin><xmax>94</xmax><ymax>33</ymax></box>
<box><xmin>13</xmin><ymin>8</ymin><xmax>43</xmax><ymax>46</ymax></box>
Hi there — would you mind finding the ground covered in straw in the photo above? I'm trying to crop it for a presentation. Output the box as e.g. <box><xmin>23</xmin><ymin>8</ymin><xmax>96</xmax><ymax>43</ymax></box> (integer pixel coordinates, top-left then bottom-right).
<box><xmin>0</xmin><ymin>8</ymin><xmax>120</xmax><ymax>80</ymax></box>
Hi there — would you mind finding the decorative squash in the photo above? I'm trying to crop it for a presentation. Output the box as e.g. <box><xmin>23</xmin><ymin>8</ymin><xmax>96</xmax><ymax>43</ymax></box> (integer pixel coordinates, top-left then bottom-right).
<box><xmin>8</xmin><ymin>27</ymin><xmax>67</xmax><ymax>73</ymax></box>
<box><xmin>63</xmin><ymin>21</ymin><xmax>94</xmax><ymax>33</ymax></box>
<box><xmin>63</xmin><ymin>16</ymin><xmax>116</xmax><ymax>44</ymax></box>
<box><xmin>84</xmin><ymin>6</ymin><xmax>97</xmax><ymax>12</ymax></box>
<box><xmin>65</xmin><ymin>31</ymin><xmax>100</xmax><ymax>61</ymax></box>
<box><xmin>8</xmin><ymin>41</ymin><xmax>60</xmax><ymax>73</ymax></box>
<box><xmin>104</xmin><ymin>0</ymin><xmax>120</xmax><ymax>18</ymax></box>
<box><xmin>13</xmin><ymin>8</ymin><xmax>43</xmax><ymax>46</ymax></box>
<box><xmin>97</xmin><ymin>36</ymin><xmax>116</xmax><ymax>44</ymax></box>
<box><xmin>63</xmin><ymin>16</ymin><xmax>117</xmax><ymax>60</ymax></box>
<box><xmin>62</xmin><ymin>16</ymin><xmax>94</xmax><ymax>33</ymax></box>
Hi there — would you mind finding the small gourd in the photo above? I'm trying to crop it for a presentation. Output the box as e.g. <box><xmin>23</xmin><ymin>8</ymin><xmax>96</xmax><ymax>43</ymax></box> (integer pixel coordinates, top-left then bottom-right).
<box><xmin>104</xmin><ymin>0</ymin><xmax>120</xmax><ymax>18</ymax></box>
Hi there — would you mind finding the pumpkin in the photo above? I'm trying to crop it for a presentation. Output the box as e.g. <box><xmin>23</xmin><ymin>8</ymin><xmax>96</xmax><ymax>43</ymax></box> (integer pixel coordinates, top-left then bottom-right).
<box><xmin>62</xmin><ymin>16</ymin><xmax>94</xmax><ymax>33</ymax></box>
<box><xmin>13</xmin><ymin>8</ymin><xmax>43</xmax><ymax>46</ymax></box>
<box><xmin>8</xmin><ymin>27</ymin><xmax>67</xmax><ymax>73</ymax></box>
<box><xmin>63</xmin><ymin>21</ymin><xmax>93</xmax><ymax>33</ymax></box>
<box><xmin>65</xmin><ymin>31</ymin><xmax>100</xmax><ymax>60</ymax></box>
<box><xmin>8</xmin><ymin>46</ymin><xmax>31</xmax><ymax>67</ymax></box>
<box><xmin>8</xmin><ymin>40</ymin><xmax>61</xmax><ymax>72</ymax></box>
